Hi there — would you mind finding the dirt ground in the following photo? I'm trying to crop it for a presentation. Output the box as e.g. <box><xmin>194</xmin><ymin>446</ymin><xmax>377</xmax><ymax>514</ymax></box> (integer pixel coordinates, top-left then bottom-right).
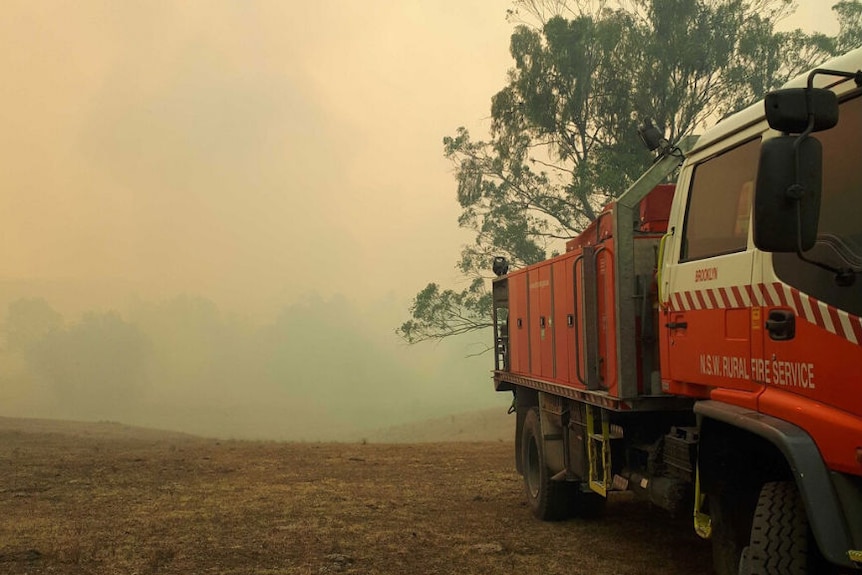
<box><xmin>0</xmin><ymin>417</ymin><xmax>711</xmax><ymax>575</ymax></box>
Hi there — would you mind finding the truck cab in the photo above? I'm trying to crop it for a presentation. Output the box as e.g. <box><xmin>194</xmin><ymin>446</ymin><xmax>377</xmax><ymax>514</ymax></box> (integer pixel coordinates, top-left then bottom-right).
<box><xmin>657</xmin><ymin>50</ymin><xmax>862</xmax><ymax>574</ymax></box>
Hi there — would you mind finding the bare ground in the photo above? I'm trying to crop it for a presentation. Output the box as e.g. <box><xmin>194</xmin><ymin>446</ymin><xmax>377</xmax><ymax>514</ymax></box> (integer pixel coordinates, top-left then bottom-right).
<box><xmin>0</xmin><ymin>416</ymin><xmax>711</xmax><ymax>574</ymax></box>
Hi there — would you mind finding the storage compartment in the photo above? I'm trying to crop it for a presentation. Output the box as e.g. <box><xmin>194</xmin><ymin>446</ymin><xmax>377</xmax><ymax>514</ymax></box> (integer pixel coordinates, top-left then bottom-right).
<box><xmin>492</xmin><ymin>184</ymin><xmax>674</xmax><ymax>399</ymax></box>
<box><xmin>663</xmin><ymin>426</ymin><xmax>699</xmax><ymax>482</ymax></box>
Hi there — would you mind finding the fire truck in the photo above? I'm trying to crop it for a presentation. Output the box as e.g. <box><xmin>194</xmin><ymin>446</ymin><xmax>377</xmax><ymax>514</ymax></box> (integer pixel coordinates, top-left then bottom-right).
<box><xmin>490</xmin><ymin>48</ymin><xmax>862</xmax><ymax>574</ymax></box>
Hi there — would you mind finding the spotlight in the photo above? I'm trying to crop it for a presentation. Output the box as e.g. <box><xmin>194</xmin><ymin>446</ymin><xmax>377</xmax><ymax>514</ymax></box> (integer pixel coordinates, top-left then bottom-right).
<box><xmin>492</xmin><ymin>256</ymin><xmax>509</xmax><ymax>277</ymax></box>
<box><xmin>638</xmin><ymin>119</ymin><xmax>668</xmax><ymax>152</ymax></box>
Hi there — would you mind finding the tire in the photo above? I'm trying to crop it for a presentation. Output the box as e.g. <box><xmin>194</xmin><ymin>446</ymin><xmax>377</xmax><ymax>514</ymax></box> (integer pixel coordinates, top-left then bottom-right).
<box><xmin>521</xmin><ymin>407</ymin><xmax>568</xmax><ymax>521</ymax></box>
<box><xmin>743</xmin><ymin>481</ymin><xmax>818</xmax><ymax>575</ymax></box>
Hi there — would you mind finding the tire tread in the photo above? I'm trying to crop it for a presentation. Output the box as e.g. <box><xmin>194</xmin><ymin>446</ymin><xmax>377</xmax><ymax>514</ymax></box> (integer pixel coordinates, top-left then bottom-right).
<box><xmin>746</xmin><ymin>481</ymin><xmax>809</xmax><ymax>575</ymax></box>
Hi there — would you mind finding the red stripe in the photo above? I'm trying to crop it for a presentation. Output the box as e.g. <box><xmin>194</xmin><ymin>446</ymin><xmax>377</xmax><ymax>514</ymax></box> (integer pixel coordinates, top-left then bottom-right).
<box><xmin>685</xmin><ymin>291</ymin><xmax>696</xmax><ymax>310</ymax></box>
<box><xmin>828</xmin><ymin>306</ymin><xmax>845</xmax><ymax>339</ymax></box>
<box><xmin>808</xmin><ymin>295</ymin><xmax>825</xmax><ymax>328</ymax></box>
<box><xmin>695</xmin><ymin>290</ymin><xmax>707</xmax><ymax>309</ymax></box>
<box><xmin>774</xmin><ymin>283</ymin><xmax>789</xmax><ymax>307</ymax></box>
<box><xmin>719</xmin><ymin>288</ymin><xmax>732</xmax><ymax>308</ymax></box>
<box><xmin>791</xmin><ymin>289</ymin><xmax>805</xmax><ymax>317</ymax></box>
<box><xmin>745</xmin><ymin>284</ymin><xmax>757</xmax><ymax>306</ymax></box>
<box><xmin>852</xmin><ymin>317</ymin><xmax>862</xmax><ymax>345</ymax></box>
<box><xmin>731</xmin><ymin>286</ymin><xmax>744</xmax><ymax>307</ymax></box>
<box><xmin>707</xmin><ymin>289</ymin><xmax>719</xmax><ymax>309</ymax></box>
<box><xmin>673</xmin><ymin>292</ymin><xmax>685</xmax><ymax>311</ymax></box>
<box><xmin>758</xmin><ymin>283</ymin><xmax>773</xmax><ymax>307</ymax></box>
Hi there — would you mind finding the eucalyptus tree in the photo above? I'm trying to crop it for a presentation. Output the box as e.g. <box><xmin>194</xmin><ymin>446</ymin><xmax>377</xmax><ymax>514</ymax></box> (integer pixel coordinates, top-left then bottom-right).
<box><xmin>399</xmin><ymin>0</ymin><xmax>860</xmax><ymax>344</ymax></box>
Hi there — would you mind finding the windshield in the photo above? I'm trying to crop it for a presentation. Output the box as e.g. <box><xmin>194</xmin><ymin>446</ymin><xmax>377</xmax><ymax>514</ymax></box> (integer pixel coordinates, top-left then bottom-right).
<box><xmin>773</xmin><ymin>91</ymin><xmax>862</xmax><ymax>316</ymax></box>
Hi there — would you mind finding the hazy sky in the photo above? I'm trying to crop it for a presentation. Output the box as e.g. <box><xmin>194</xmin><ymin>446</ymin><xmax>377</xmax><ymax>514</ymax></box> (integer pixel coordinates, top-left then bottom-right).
<box><xmin>0</xmin><ymin>1</ymin><xmax>513</xmax><ymax>316</ymax></box>
<box><xmin>0</xmin><ymin>1</ymin><xmax>846</xmax><ymax>438</ymax></box>
<box><xmin>0</xmin><ymin>1</ymin><xmax>843</xmax><ymax>317</ymax></box>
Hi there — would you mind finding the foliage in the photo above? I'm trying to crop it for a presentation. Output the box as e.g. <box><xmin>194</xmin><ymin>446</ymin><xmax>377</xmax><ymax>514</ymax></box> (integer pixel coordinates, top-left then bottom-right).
<box><xmin>399</xmin><ymin>0</ymin><xmax>862</xmax><ymax>345</ymax></box>
<box><xmin>398</xmin><ymin>280</ymin><xmax>492</xmax><ymax>344</ymax></box>
<box><xmin>127</xmin><ymin>294</ymin><xmax>259</xmax><ymax>395</ymax></box>
<box><xmin>4</xmin><ymin>297</ymin><xmax>63</xmax><ymax>352</ymax></box>
<box><xmin>30</xmin><ymin>311</ymin><xmax>151</xmax><ymax>415</ymax></box>
<box><xmin>0</xmin><ymin>293</ymin><xmax>497</xmax><ymax>434</ymax></box>
<box><xmin>834</xmin><ymin>0</ymin><xmax>862</xmax><ymax>51</ymax></box>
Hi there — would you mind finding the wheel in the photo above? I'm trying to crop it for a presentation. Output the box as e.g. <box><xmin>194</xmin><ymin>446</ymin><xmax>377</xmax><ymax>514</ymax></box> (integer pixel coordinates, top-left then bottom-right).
<box><xmin>743</xmin><ymin>481</ymin><xmax>819</xmax><ymax>575</ymax></box>
<box><xmin>521</xmin><ymin>407</ymin><xmax>568</xmax><ymax>521</ymax></box>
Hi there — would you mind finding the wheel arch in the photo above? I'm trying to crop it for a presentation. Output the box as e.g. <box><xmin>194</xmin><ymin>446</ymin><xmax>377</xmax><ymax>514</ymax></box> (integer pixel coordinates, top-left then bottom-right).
<box><xmin>695</xmin><ymin>400</ymin><xmax>856</xmax><ymax>569</ymax></box>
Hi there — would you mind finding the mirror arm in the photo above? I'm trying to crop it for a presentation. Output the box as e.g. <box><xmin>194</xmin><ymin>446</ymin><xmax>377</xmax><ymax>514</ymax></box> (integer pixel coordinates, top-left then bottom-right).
<box><xmin>789</xmin><ymin>113</ymin><xmax>816</xmax><ymax>200</ymax></box>
<box><xmin>807</xmin><ymin>68</ymin><xmax>862</xmax><ymax>89</ymax></box>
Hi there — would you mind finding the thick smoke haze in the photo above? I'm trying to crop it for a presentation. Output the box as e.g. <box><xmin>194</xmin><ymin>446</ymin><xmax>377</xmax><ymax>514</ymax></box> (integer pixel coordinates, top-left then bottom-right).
<box><xmin>0</xmin><ymin>1</ymin><xmax>839</xmax><ymax>439</ymax></box>
<box><xmin>1</xmin><ymin>293</ymin><xmax>500</xmax><ymax>440</ymax></box>
<box><xmin>0</xmin><ymin>1</ymin><xmax>513</xmax><ymax>311</ymax></box>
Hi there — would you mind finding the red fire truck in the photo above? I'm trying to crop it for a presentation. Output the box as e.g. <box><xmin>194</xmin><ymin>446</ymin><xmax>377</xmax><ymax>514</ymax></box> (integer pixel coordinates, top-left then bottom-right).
<box><xmin>491</xmin><ymin>48</ymin><xmax>862</xmax><ymax>574</ymax></box>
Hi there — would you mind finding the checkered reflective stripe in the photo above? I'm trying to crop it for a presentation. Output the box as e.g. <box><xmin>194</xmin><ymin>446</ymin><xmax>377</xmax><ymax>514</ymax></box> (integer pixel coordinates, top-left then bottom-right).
<box><xmin>667</xmin><ymin>282</ymin><xmax>862</xmax><ymax>345</ymax></box>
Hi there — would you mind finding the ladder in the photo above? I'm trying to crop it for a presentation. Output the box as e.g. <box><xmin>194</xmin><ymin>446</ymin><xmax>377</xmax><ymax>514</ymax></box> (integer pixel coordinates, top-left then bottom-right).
<box><xmin>585</xmin><ymin>405</ymin><xmax>620</xmax><ymax>496</ymax></box>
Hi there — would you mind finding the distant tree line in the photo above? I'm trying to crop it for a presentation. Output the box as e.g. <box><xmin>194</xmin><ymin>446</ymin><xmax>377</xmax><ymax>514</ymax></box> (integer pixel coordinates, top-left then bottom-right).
<box><xmin>0</xmin><ymin>294</ymin><xmax>492</xmax><ymax>434</ymax></box>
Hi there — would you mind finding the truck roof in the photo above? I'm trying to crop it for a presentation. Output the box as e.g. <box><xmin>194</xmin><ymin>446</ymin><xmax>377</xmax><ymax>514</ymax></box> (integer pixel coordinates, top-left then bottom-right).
<box><xmin>689</xmin><ymin>46</ymin><xmax>862</xmax><ymax>155</ymax></box>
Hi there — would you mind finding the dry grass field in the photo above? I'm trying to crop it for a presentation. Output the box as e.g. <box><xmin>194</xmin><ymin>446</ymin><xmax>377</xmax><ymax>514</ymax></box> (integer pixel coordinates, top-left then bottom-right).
<box><xmin>0</xmin><ymin>416</ymin><xmax>711</xmax><ymax>574</ymax></box>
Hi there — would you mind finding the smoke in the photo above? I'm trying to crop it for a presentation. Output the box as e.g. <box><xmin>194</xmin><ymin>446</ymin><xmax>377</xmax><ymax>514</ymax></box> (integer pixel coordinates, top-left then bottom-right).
<box><xmin>0</xmin><ymin>1</ymin><xmax>833</xmax><ymax>438</ymax></box>
<box><xmin>0</xmin><ymin>292</ymin><xmax>504</xmax><ymax>440</ymax></box>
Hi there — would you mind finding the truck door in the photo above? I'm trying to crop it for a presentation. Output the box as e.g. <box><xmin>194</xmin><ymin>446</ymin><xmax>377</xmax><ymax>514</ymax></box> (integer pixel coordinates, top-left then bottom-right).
<box><xmin>757</xmin><ymin>93</ymin><xmax>862</xmax><ymax>417</ymax></box>
<box><xmin>662</xmin><ymin>137</ymin><xmax>763</xmax><ymax>397</ymax></box>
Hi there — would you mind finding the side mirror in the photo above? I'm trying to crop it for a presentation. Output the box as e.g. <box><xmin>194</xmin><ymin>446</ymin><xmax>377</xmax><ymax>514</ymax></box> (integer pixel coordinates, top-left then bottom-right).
<box><xmin>753</xmin><ymin>135</ymin><xmax>822</xmax><ymax>252</ymax></box>
<box><xmin>754</xmin><ymin>87</ymin><xmax>835</xmax><ymax>254</ymax></box>
<box><xmin>764</xmin><ymin>88</ymin><xmax>838</xmax><ymax>134</ymax></box>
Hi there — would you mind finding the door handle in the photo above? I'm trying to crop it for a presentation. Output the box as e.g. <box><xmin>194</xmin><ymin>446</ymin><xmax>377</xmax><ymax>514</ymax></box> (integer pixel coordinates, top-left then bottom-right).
<box><xmin>766</xmin><ymin>309</ymin><xmax>795</xmax><ymax>341</ymax></box>
<box><xmin>665</xmin><ymin>322</ymin><xmax>688</xmax><ymax>330</ymax></box>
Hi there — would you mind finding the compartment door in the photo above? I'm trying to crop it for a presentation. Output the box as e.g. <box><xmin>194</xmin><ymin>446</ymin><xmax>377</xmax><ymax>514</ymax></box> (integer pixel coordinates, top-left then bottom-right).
<box><xmin>528</xmin><ymin>264</ymin><xmax>554</xmax><ymax>379</ymax></box>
